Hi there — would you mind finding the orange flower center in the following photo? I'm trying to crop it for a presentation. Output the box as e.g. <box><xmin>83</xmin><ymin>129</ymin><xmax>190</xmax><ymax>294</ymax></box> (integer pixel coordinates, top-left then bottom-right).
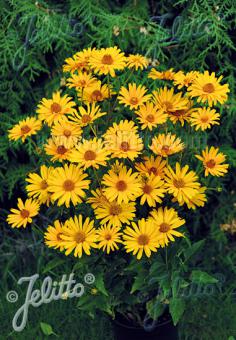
<box><xmin>51</xmin><ymin>102</ymin><xmax>62</xmax><ymax>113</ymax></box>
<box><xmin>63</xmin><ymin>179</ymin><xmax>75</xmax><ymax>191</ymax></box>
<box><xmin>171</xmin><ymin>109</ymin><xmax>185</xmax><ymax>117</ymax></box>
<box><xmin>162</xmin><ymin>145</ymin><xmax>170</xmax><ymax>153</ymax></box>
<box><xmin>64</xmin><ymin>129</ymin><xmax>72</xmax><ymax>137</ymax></box>
<box><xmin>109</xmin><ymin>204</ymin><xmax>122</xmax><ymax>215</ymax></box>
<box><xmin>130</xmin><ymin>97</ymin><xmax>139</xmax><ymax>105</ymax></box>
<box><xmin>120</xmin><ymin>141</ymin><xmax>130</xmax><ymax>151</ymax></box>
<box><xmin>104</xmin><ymin>233</ymin><xmax>112</xmax><ymax>240</ymax></box>
<box><xmin>81</xmin><ymin>114</ymin><xmax>92</xmax><ymax>123</ymax></box>
<box><xmin>138</xmin><ymin>234</ymin><xmax>149</xmax><ymax>246</ymax></box>
<box><xmin>21</xmin><ymin>125</ymin><xmax>31</xmax><ymax>134</ymax></box>
<box><xmin>79</xmin><ymin>80</ymin><xmax>86</xmax><ymax>87</ymax></box>
<box><xmin>203</xmin><ymin>83</ymin><xmax>215</xmax><ymax>93</ymax></box>
<box><xmin>159</xmin><ymin>223</ymin><xmax>170</xmax><ymax>233</ymax></box>
<box><xmin>40</xmin><ymin>180</ymin><xmax>48</xmax><ymax>189</ymax></box>
<box><xmin>116</xmin><ymin>180</ymin><xmax>127</xmax><ymax>191</ymax></box>
<box><xmin>173</xmin><ymin>179</ymin><xmax>185</xmax><ymax>188</ymax></box>
<box><xmin>200</xmin><ymin>116</ymin><xmax>209</xmax><ymax>123</ymax></box>
<box><xmin>102</xmin><ymin>54</ymin><xmax>114</xmax><ymax>65</ymax></box>
<box><xmin>206</xmin><ymin>159</ymin><xmax>216</xmax><ymax>168</ymax></box>
<box><xmin>91</xmin><ymin>90</ymin><xmax>103</xmax><ymax>101</ymax></box>
<box><xmin>143</xmin><ymin>184</ymin><xmax>152</xmax><ymax>194</ymax></box>
<box><xmin>74</xmin><ymin>231</ymin><xmax>86</xmax><ymax>243</ymax></box>
<box><xmin>163</xmin><ymin>101</ymin><xmax>173</xmax><ymax>111</ymax></box>
<box><xmin>149</xmin><ymin>167</ymin><xmax>158</xmax><ymax>175</ymax></box>
<box><xmin>84</xmin><ymin>150</ymin><xmax>96</xmax><ymax>161</ymax></box>
<box><xmin>57</xmin><ymin>233</ymin><xmax>63</xmax><ymax>241</ymax></box>
<box><xmin>20</xmin><ymin>209</ymin><xmax>30</xmax><ymax>218</ymax></box>
<box><xmin>146</xmin><ymin>114</ymin><xmax>155</xmax><ymax>122</ymax></box>
<box><xmin>57</xmin><ymin>145</ymin><xmax>68</xmax><ymax>155</ymax></box>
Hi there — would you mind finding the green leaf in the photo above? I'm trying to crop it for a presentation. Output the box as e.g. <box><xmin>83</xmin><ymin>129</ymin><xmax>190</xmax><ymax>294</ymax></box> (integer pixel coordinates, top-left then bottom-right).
<box><xmin>146</xmin><ymin>298</ymin><xmax>165</xmax><ymax>320</ymax></box>
<box><xmin>191</xmin><ymin>270</ymin><xmax>218</xmax><ymax>284</ymax></box>
<box><xmin>40</xmin><ymin>322</ymin><xmax>56</xmax><ymax>336</ymax></box>
<box><xmin>184</xmin><ymin>240</ymin><xmax>205</xmax><ymax>262</ymax></box>
<box><xmin>95</xmin><ymin>274</ymin><xmax>108</xmax><ymax>296</ymax></box>
<box><xmin>169</xmin><ymin>298</ymin><xmax>185</xmax><ymax>326</ymax></box>
<box><xmin>42</xmin><ymin>258</ymin><xmax>65</xmax><ymax>274</ymax></box>
<box><xmin>131</xmin><ymin>275</ymin><xmax>144</xmax><ymax>294</ymax></box>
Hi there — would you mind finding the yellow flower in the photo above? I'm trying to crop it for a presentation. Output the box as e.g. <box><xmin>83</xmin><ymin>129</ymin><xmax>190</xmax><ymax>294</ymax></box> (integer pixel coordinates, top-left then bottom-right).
<box><xmin>66</xmin><ymin>72</ymin><xmax>97</xmax><ymax>90</ymax></box>
<box><xmin>69</xmin><ymin>103</ymin><xmax>107</xmax><ymax>127</ymax></box>
<box><xmin>175</xmin><ymin>186</ymin><xmax>207</xmax><ymax>210</ymax></box>
<box><xmin>7</xmin><ymin>198</ymin><xmax>40</xmax><ymax>228</ymax></box>
<box><xmin>135</xmin><ymin>156</ymin><xmax>167</xmax><ymax>179</ymax></box>
<box><xmin>8</xmin><ymin>117</ymin><xmax>42</xmax><ymax>142</ymax></box>
<box><xmin>135</xmin><ymin>102</ymin><xmax>168</xmax><ymax>130</ymax></box>
<box><xmin>102</xmin><ymin>164</ymin><xmax>142</xmax><ymax>204</ymax></box>
<box><xmin>140</xmin><ymin>174</ymin><xmax>165</xmax><ymax>207</ymax></box>
<box><xmin>78</xmin><ymin>80</ymin><xmax>112</xmax><ymax>103</ymax></box>
<box><xmin>149</xmin><ymin>133</ymin><xmax>184</xmax><ymax>157</ymax></box>
<box><xmin>51</xmin><ymin>118</ymin><xmax>82</xmax><ymax>147</ymax></box>
<box><xmin>47</xmin><ymin>164</ymin><xmax>90</xmax><ymax>207</ymax></box>
<box><xmin>97</xmin><ymin>225</ymin><xmax>123</xmax><ymax>254</ymax></box>
<box><xmin>118</xmin><ymin>83</ymin><xmax>151</xmax><ymax>109</ymax></box>
<box><xmin>195</xmin><ymin>146</ymin><xmax>229</xmax><ymax>177</ymax></box>
<box><xmin>87</xmin><ymin>188</ymin><xmax>109</xmax><ymax>209</ymax></box>
<box><xmin>123</xmin><ymin>219</ymin><xmax>160</xmax><ymax>259</ymax></box>
<box><xmin>63</xmin><ymin>47</ymin><xmax>96</xmax><ymax>73</ymax></box>
<box><xmin>190</xmin><ymin>107</ymin><xmax>220</xmax><ymax>131</ymax></box>
<box><xmin>37</xmin><ymin>91</ymin><xmax>77</xmax><ymax>126</ymax></box>
<box><xmin>148</xmin><ymin>68</ymin><xmax>175</xmax><ymax>80</ymax></box>
<box><xmin>164</xmin><ymin>163</ymin><xmax>201</xmax><ymax>204</ymax></box>
<box><xmin>168</xmin><ymin>99</ymin><xmax>193</xmax><ymax>126</ymax></box>
<box><xmin>44</xmin><ymin>136</ymin><xmax>74</xmax><ymax>162</ymax></box>
<box><xmin>104</xmin><ymin>120</ymin><xmax>138</xmax><ymax>137</ymax></box>
<box><xmin>126</xmin><ymin>54</ymin><xmax>148</xmax><ymax>70</ymax></box>
<box><xmin>26</xmin><ymin>165</ymin><xmax>53</xmax><ymax>205</ymax></box>
<box><xmin>60</xmin><ymin>215</ymin><xmax>97</xmax><ymax>258</ymax></box>
<box><xmin>94</xmin><ymin>200</ymin><xmax>136</xmax><ymax>227</ymax></box>
<box><xmin>173</xmin><ymin>71</ymin><xmax>199</xmax><ymax>89</ymax></box>
<box><xmin>69</xmin><ymin>138</ymin><xmax>110</xmax><ymax>169</ymax></box>
<box><xmin>187</xmin><ymin>71</ymin><xmax>230</xmax><ymax>106</ymax></box>
<box><xmin>89</xmin><ymin>46</ymin><xmax>126</xmax><ymax>77</ymax></box>
<box><xmin>44</xmin><ymin>220</ymin><xmax>65</xmax><ymax>251</ymax></box>
<box><xmin>148</xmin><ymin>207</ymin><xmax>185</xmax><ymax>247</ymax></box>
<box><xmin>152</xmin><ymin>87</ymin><xmax>189</xmax><ymax>115</ymax></box>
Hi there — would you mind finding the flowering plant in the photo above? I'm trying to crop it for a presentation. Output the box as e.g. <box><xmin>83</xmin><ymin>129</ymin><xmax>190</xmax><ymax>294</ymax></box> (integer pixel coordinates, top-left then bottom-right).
<box><xmin>7</xmin><ymin>46</ymin><xmax>230</xmax><ymax>326</ymax></box>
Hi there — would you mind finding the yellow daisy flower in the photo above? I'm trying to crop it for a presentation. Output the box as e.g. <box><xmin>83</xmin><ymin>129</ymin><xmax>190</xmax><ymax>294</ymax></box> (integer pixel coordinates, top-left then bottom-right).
<box><xmin>8</xmin><ymin>117</ymin><xmax>42</xmax><ymax>142</ymax></box>
<box><xmin>148</xmin><ymin>207</ymin><xmax>185</xmax><ymax>247</ymax></box>
<box><xmin>69</xmin><ymin>103</ymin><xmax>107</xmax><ymax>127</ymax></box>
<box><xmin>78</xmin><ymin>80</ymin><xmax>112</xmax><ymax>103</ymax></box>
<box><xmin>26</xmin><ymin>165</ymin><xmax>53</xmax><ymax>205</ymax></box>
<box><xmin>187</xmin><ymin>71</ymin><xmax>230</xmax><ymax>106</ymax></box>
<box><xmin>47</xmin><ymin>164</ymin><xmax>90</xmax><ymax>207</ymax></box>
<box><xmin>44</xmin><ymin>136</ymin><xmax>74</xmax><ymax>162</ymax></box>
<box><xmin>195</xmin><ymin>146</ymin><xmax>229</xmax><ymax>177</ymax></box>
<box><xmin>135</xmin><ymin>102</ymin><xmax>168</xmax><ymax>130</ymax></box>
<box><xmin>87</xmin><ymin>188</ymin><xmax>109</xmax><ymax>209</ymax></box>
<box><xmin>37</xmin><ymin>91</ymin><xmax>77</xmax><ymax>126</ymax></box>
<box><xmin>148</xmin><ymin>68</ymin><xmax>175</xmax><ymax>80</ymax></box>
<box><xmin>61</xmin><ymin>215</ymin><xmax>97</xmax><ymax>258</ymax></box>
<box><xmin>51</xmin><ymin>118</ymin><xmax>82</xmax><ymax>147</ymax></box>
<box><xmin>89</xmin><ymin>46</ymin><xmax>126</xmax><ymax>77</ymax></box>
<box><xmin>69</xmin><ymin>138</ymin><xmax>110</xmax><ymax>169</ymax></box>
<box><xmin>104</xmin><ymin>120</ymin><xmax>138</xmax><ymax>137</ymax></box>
<box><xmin>164</xmin><ymin>163</ymin><xmax>201</xmax><ymax>204</ymax></box>
<box><xmin>44</xmin><ymin>220</ymin><xmax>65</xmax><ymax>251</ymax></box>
<box><xmin>149</xmin><ymin>133</ymin><xmax>184</xmax><ymax>157</ymax></box>
<box><xmin>190</xmin><ymin>107</ymin><xmax>220</xmax><ymax>131</ymax></box>
<box><xmin>102</xmin><ymin>165</ymin><xmax>142</xmax><ymax>204</ymax></box>
<box><xmin>118</xmin><ymin>83</ymin><xmax>151</xmax><ymax>109</ymax></box>
<box><xmin>173</xmin><ymin>71</ymin><xmax>199</xmax><ymax>89</ymax></box>
<box><xmin>175</xmin><ymin>186</ymin><xmax>207</xmax><ymax>210</ymax></box>
<box><xmin>168</xmin><ymin>99</ymin><xmax>193</xmax><ymax>126</ymax></box>
<box><xmin>97</xmin><ymin>225</ymin><xmax>123</xmax><ymax>254</ymax></box>
<box><xmin>135</xmin><ymin>156</ymin><xmax>167</xmax><ymax>179</ymax></box>
<box><xmin>123</xmin><ymin>218</ymin><xmax>160</xmax><ymax>259</ymax></box>
<box><xmin>66</xmin><ymin>72</ymin><xmax>98</xmax><ymax>90</ymax></box>
<box><xmin>94</xmin><ymin>200</ymin><xmax>136</xmax><ymax>227</ymax></box>
<box><xmin>63</xmin><ymin>47</ymin><xmax>96</xmax><ymax>73</ymax></box>
<box><xmin>7</xmin><ymin>198</ymin><xmax>40</xmax><ymax>228</ymax></box>
<box><xmin>126</xmin><ymin>54</ymin><xmax>148</xmax><ymax>70</ymax></box>
<box><xmin>152</xmin><ymin>87</ymin><xmax>189</xmax><ymax>115</ymax></box>
<box><xmin>140</xmin><ymin>174</ymin><xmax>165</xmax><ymax>207</ymax></box>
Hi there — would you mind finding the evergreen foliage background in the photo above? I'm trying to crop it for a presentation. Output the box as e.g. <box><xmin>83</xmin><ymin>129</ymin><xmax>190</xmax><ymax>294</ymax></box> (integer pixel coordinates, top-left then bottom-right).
<box><xmin>0</xmin><ymin>0</ymin><xmax>236</xmax><ymax>339</ymax></box>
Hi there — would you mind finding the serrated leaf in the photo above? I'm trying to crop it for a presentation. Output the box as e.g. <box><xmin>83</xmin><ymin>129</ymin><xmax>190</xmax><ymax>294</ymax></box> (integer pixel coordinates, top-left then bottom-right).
<box><xmin>95</xmin><ymin>274</ymin><xmax>108</xmax><ymax>296</ymax></box>
<box><xmin>40</xmin><ymin>322</ymin><xmax>56</xmax><ymax>336</ymax></box>
<box><xmin>146</xmin><ymin>298</ymin><xmax>165</xmax><ymax>320</ymax></box>
<box><xmin>191</xmin><ymin>270</ymin><xmax>218</xmax><ymax>284</ymax></box>
<box><xmin>184</xmin><ymin>240</ymin><xmax>205</xmax><ymax>262</ymax></box>
<box><xmin>169</xmin><ymin>298</ymin><xmax>185</xmax><ymax>325</ymax></box>
<box><xmin>43</xmin><ymin>258</ymin><xmax>65</xmax><ymax>274</ymax></box>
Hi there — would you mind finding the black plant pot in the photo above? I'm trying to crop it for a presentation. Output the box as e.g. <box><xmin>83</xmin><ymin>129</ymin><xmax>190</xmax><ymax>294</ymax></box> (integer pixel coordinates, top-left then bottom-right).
<box><xmin>113</xmin><ymin>313</ymin><xmax>178</xmax><ymax>340</ymax></box>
